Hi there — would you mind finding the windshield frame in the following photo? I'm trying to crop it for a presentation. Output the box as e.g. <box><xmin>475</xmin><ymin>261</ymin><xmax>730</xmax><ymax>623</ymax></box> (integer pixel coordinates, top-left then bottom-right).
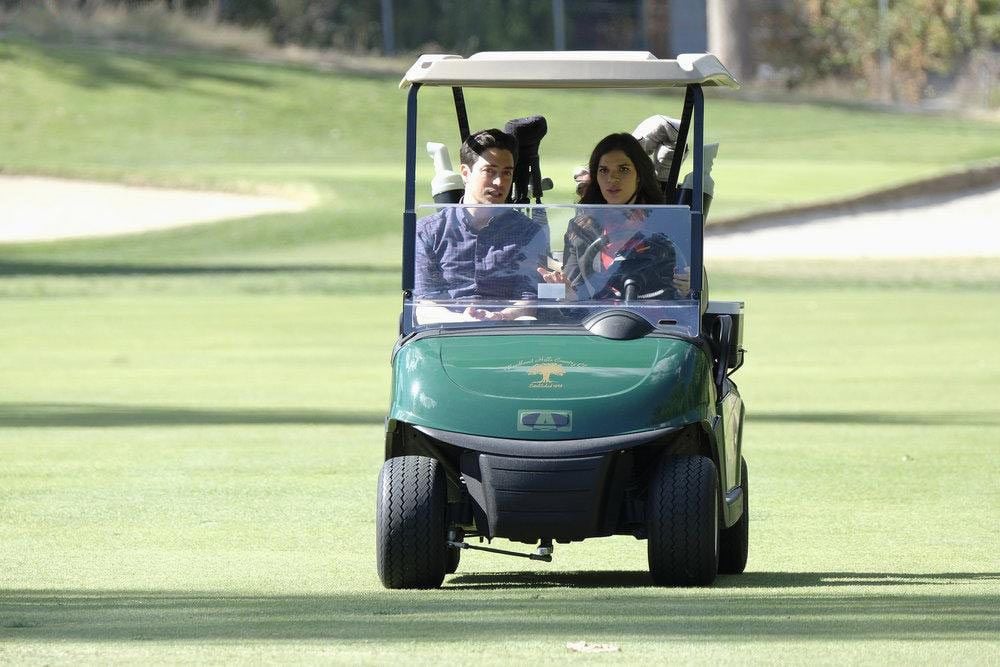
<box><xmin>403</xmin><ymin>203</ymin><xmax>701</xmax><ymax>337</ymax></box>
<box><xmin>400</xmin><ymin>77</ymin><xmax>707</xmax><ymax>333</ymax></box>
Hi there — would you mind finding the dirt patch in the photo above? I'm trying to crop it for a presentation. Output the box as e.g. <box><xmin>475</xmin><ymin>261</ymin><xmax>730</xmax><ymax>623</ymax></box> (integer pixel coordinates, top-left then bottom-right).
<box><xmin>0</xmin><ymin>175</ymin><xmax>309</xmax><ymax>243</ymax></box>
<box><xmin>710</xmin><ymin>161</ymin><xmax>1000</xmax><ymax>232</ymax></box>
<box><xmin>3</xmin><ymin>173</ymin><xmax>997</xmax><ymax>260</ymax></box>
<box><xmin>706</xmin><ymin>183</ymin><xmax>1000</xmax><ymax>259</ymax></box>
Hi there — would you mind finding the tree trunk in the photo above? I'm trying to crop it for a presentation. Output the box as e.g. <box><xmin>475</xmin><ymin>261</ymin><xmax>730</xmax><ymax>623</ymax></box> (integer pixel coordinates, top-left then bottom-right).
<box><xmin>707</xmin><ymin>0</ymin><xmax>751</xmax><ymax>81</ymax></box>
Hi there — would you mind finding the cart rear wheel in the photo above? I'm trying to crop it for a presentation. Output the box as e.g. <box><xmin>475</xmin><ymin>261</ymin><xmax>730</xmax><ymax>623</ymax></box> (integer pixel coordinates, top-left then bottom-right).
<box><xmin>646</xmin><ymin>455</ymin><xmax>719</xmax><ymax>586</ymax></box>
<box><xmin>719</xmin><ymin>457</ymin><xmax>749</xmax><ymax>574</ymax></box>
<box><xmin>375</xmin><ymin>455</ymin><xmax>448</xmax><ymax>589</ymax></box>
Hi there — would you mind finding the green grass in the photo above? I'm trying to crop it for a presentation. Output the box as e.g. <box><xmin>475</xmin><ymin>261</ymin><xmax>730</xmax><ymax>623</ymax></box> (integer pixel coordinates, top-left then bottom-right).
<box><xmin>1</xmin><ymin>267</ymin><xmax>998</xmax><ymax>662</ymax></box>
<box><xmin>1</xmin><ymin>38</ymin><xmax>999</xmax><ymax>662</ymax></box>
<box><xmin>2</xmin><ymin>37</ymin><xmax>999</xmax><ymax>267</ymax></box>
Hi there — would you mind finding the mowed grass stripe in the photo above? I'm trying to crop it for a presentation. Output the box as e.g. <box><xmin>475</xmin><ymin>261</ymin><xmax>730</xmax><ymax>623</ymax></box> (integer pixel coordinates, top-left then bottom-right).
<box><xmin>1</xmin><ymin>35</ymin><xmax>998</xmax><ymax>663</ymax></box>
<box><xmin>1</xmin><ymin>285</ymin><xmax>997</xmax><ymax>662</ymax></box>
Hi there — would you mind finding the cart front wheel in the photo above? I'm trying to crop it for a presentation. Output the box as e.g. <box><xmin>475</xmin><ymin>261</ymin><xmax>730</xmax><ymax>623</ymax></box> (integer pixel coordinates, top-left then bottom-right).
<box><xmin>646</xmin><ymin>455</ymin><xmax>719</xmax><ymax>586</ymax></box>
<box><xmin>375</xmin><ymin>455</ymin><xmax>448</xmax><ymax>589</ymax></box>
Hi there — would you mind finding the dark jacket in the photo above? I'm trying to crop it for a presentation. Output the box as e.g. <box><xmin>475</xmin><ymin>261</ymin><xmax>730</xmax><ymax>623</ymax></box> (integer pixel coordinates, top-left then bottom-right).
<box><xmin>561</xmin><ymin>210</ymin><xmax>680</xmax><ymax>300</ymax></box>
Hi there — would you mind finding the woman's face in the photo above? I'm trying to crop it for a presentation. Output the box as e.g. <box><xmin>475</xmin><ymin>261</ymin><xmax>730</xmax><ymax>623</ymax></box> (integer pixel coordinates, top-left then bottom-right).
<box><xmin>596</xmin><ymin>149</ymin><xmax>638</xmax><ymax>205</ymax></box>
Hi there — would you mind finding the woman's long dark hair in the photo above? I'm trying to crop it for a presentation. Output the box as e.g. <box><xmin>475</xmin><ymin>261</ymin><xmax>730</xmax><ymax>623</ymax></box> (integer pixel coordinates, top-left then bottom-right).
<box><xmin>578</xmin><ymin>133</ymin><xmax>665</xmax><ymax>205</ymax></box>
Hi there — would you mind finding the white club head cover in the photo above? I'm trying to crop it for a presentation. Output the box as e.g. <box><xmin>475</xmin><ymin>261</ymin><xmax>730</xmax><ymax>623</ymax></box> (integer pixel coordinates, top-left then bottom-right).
<box><xmin>632</xmin><ymin>115</ymin><xmax>686</xmax><ymax>181</ymax></box>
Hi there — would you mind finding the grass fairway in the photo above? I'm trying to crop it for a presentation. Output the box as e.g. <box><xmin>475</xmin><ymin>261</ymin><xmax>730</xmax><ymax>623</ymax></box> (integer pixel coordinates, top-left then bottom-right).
<box><xmin>2</xmin><ymin>37</ymin><xmax>999</xmax><ymax>264</ymax></box>
<box><xmin>1</xmin><ymin>267</ymin><xmax>998</xmax><ymax>663</ymax></box>
<box><xmin>1</xmin><ymin>36</ymin><xmax>998</xmax><ymax>662</ymax></box>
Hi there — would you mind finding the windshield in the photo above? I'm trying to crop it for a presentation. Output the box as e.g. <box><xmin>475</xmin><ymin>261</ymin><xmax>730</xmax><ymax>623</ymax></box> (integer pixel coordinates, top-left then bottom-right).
<box><xmin>405</xmin><ymin>204</ymin><xmax>699</xmax><ymax>336</ymax></box>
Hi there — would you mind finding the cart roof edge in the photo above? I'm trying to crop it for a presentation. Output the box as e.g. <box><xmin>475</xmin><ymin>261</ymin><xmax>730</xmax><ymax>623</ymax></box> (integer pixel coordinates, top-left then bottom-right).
<box><xmin>399</xmin><ymin>52</ymin><xmax>741</xmax><ymax>90</ymax></box>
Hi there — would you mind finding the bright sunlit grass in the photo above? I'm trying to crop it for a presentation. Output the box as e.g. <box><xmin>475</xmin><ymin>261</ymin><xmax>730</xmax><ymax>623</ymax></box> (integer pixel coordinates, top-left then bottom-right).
<box><xmin>1</xmin><ymin>36</ymin><xmax>998</xmax><ymax>663</ymax></box>
<box><xmin>1</xmin><ymin>276</ymin><xmax>997</xmax><ymax>662</ymax></box>
<box><xmin>1</xmin><ymin>38</ymin><xmax>998</xmax><ymax>265</ymax></box>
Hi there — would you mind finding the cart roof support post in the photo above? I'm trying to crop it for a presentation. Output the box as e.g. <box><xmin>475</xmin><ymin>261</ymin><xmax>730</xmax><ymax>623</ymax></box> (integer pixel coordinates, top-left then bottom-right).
<box><xmin>402</xmin><ymin>83</ymin><xmax>420</xmax><ymax>292</ymax></box>
<box><xmin>691</xmin><ymin>84</ymin><xmax>704</xmax><ymax>294</ymax></box>
<box><xmin>452</xmin><ymin>87</ymin><xmax>470</xmax><ymax>143</ymax></box>
<box><xmin>664</xmin><ymin>85</ymin><xmax>695</xmax><ymax>197</ymax></box>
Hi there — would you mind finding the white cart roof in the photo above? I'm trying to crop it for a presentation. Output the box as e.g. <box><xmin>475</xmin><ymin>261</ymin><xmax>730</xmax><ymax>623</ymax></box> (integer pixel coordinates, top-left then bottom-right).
<box><xmin>400</xmin><ymin>51</ymin><xmax>740</xmax><ymax>90</ymax></box>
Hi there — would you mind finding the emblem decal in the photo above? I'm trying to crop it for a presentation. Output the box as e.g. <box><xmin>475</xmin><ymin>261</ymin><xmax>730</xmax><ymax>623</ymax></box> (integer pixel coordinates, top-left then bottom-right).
<box><xmin>506</xmin><ymin>356</ymin><xmax>585</xmax><ymax>389</ymax></box>
<box><xmin>518</xmin><ymin>410</ymin><xmax>572</xmax><ymax>432</ymax></box>
<box><xmin>528</xmin><ymin>362</ymin><xmax>565</xmax><ymax>388</ymax></box>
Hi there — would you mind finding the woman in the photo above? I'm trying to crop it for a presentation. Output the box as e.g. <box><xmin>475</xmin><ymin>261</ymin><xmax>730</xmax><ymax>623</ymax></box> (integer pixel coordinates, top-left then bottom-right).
<box><xmin>540</xmin><ymin>133</ymin><xmax>688</xmax><ymax>298</ymax></box>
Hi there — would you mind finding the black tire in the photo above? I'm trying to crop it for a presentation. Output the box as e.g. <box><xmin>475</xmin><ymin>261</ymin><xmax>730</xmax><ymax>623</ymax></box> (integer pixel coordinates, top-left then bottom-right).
<box><xmin>445</xmin><ymin>527</ymin><xmax>463</xmax><ymax>574</ymax></box>
<box><xmin>646</xmin><ymin>455</ymin><xmax>719</xmax><ymax>586</ymax></box>
<box><xmin>375</xmin><ymin>456</ymin><xmax>448</xmax><ymax>589</ymax></box>
<box><xmin>719</xmin><ymin>457</ymin><xmax>749</xmax><ymax>574</ymax></box>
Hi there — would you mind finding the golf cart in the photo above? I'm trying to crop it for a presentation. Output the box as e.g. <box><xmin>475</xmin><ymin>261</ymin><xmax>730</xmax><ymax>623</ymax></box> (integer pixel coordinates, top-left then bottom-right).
<box><xmin>377</xmin><ymin>52</ymin><xmax>747</xmax><ymax>588</ymax></box>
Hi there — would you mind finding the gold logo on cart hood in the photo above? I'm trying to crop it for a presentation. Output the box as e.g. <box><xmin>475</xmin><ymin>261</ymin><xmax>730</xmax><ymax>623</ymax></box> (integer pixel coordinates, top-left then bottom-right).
<box><xmin>506</xmin><ymin>357</ymin><xmax>586</xmax><ymax>389</ymax></box>
<box><xmin>528</xmin><ymin>362</ymin><xmax>565</xmax><ymax>387</ymax></box>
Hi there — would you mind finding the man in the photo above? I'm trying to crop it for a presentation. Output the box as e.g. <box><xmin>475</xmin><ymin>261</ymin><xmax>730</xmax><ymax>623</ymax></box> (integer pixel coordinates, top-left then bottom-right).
<box><xmin>414</xmin><ymin>128</ymin><xmax>549</xmax><ymax>321</ymax></box>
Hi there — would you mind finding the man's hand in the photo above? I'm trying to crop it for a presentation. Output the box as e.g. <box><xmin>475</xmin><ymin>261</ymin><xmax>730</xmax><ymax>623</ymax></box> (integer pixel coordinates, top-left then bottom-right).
<box><xmin>464</xmin><ymin>301</ymin><xmax>539</xmax><ymax>321</ymax></box>
<box><xmin>464</xmin><ymin>306</ymin><xmax>523</xmax><ymax>321</ymax></box>
<box><xmin>537</xmin><ymin>266</ymin><xmax>577</xmax><ymax>300</ymax></box>
<box><xmin>672</xmin><ymin>266</ymin><xmax>691</xmax><ymax>296</ymax></box>
<box><xmin>537</xmin><ymin>266</ymin><xmax>568</xmax><ymax>285</ymax></box>
<box><xmin>464</xmin><ymin>306</ymin><xmax>505</xmax><ymax>321</ymax></box>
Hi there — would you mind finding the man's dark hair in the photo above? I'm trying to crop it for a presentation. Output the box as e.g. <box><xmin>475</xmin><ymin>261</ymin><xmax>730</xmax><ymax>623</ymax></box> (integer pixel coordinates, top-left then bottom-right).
<box><xmin>579</xmin><ymin>132</ymin><xmax>664</xmax><ymax>205</ymax></box>
<box><xmin>459</xmin><ymin>128</ymin><xmax>519</xmax><ymax>168</ymax></box>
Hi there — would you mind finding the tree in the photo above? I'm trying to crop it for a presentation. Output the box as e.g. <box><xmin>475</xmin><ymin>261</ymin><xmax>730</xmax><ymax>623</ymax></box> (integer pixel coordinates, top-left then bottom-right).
<box><xmin>889</xmin><ymin>0</ymin><xmax>979</xmax><ymax>102</ymax></box>
<box><xmin>790</xmin><ymin>0</ymin><xmax>983</xmax><ymax>103</ymax></box>
<box><xmin>707</xmin><ymin>0</ymin><xmax>751</xmax><ymax>80</ymax></box>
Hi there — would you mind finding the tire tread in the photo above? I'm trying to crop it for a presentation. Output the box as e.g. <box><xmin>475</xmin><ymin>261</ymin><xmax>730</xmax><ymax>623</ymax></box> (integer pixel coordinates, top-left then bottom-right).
<box><xmin>647</xmin><ymin>455</ymin><xmax>719</xmax><ymax>586</ymax></box>
<box><xmin>376</xmin><ymin>455</ymin><xmax>447</xmax><ymax>589</ymax></box>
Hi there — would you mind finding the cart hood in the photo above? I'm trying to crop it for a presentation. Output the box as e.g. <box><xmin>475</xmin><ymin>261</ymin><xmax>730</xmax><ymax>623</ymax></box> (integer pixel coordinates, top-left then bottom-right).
<box><xmin>389</xmin><ymin>334</ymin><xmax>714</xmax><ymax>440</ymax></box>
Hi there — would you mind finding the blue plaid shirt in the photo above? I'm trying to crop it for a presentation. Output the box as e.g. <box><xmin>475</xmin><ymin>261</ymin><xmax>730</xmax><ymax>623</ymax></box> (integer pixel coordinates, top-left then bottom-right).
<box><xmin>414</xmin><ymin>207</ymin><xmax>549</xmax><ymax>300</ymax></box>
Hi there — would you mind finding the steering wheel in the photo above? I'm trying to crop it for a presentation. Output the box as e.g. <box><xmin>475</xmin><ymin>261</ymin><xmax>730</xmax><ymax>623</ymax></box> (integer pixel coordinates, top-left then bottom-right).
<box><xmin>578</xmin><ymin>232</ymin><xmax>686</xmax><ymax>301</ymax></box>
<box><xmin>577</xmin><ymin>234</ymin><xmax>608</xmax><ymax>299</ymax></box>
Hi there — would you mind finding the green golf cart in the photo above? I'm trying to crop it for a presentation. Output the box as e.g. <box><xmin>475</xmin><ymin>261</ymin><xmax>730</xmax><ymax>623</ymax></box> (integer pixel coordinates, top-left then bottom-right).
<box><xmin>376</xmin><ymin>51</ymin><xmax>747</xmax><ymax>588</ymax></box>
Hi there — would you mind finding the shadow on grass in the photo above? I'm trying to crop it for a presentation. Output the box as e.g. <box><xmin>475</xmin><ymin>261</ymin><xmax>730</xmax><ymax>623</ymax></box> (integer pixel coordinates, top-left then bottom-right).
<box><xmin>0</xmin><ymin>402</ymin><xmax>383</xmax><ymax>428</ymax></box>
<box><xmin>1</xmin><ymin>578</ymin><xmax>997</xmax><ymax>641</ymax></box>
<box><xmin>17</xmin><ymin>37</ymin><xmax>396</xmax><ymax>94</ymax></box>
<box><xmin>26</xmin><ymin>41</ymin><xmax>277</xmax><ymax>94</ymax></box>
<box><xmin>0</xmin><ymin>260</ymin><xmax>394</xmax><ymax>277</ymax></box>
<box><xmin>716</xmin><ymin>571</ymin><xmax>1000</xmax><ymax>588</ymax></box>
<box><xmin>446</xmin><ymin>570</ymin><xmax>654</xmax><ymax>589</ymax></box>
<box><xmin>748</xmin><ymin>410</ymin><xmax>1000</xmax><ymax>427</ymax></box>
<box><xmin>6</xmin><ymin>404</ymin><xmax>997</xmax><ymax>430</ymax></box>
<box><xmin>446</xmin><ymin>570</ymin><xmax>1000</xmax><ymax>590</ymax></box>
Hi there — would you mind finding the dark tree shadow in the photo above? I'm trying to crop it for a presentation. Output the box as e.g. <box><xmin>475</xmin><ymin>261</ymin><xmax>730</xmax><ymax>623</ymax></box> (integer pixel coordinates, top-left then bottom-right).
<box><xmin>713</xmin><ymin>571</ymin><xmax>1000</xmax><ymax>589</ymax></box>
<box><xmin>445</xmin><ymin>570</ymin><xmax>654</xmax><ymax>589</ymax></box>
<box><xmin>446</xmin><ymin>570</ymin><xmax>1000</xmax><ymax>590</ymax></box>
<box><xmin>0</xmin><ymin>402</ymin><xmax>383</xmax><ymax>428</ymax></box>
<box><xmin>0</xmin><ymin>260</ymin><xmax>394</xmax><ymax>277</ymax></box>
<box><xmin>11</xmin><ymin>38</ymin><xmax>397</xmax><ymax>95</ymax></box>
<box><xmin>26</xmin><ymin>42</ymin><xmax>275</xmax><ymax>94</ymax></box>
<box><xmin>1</xmin><ymin>581</ymin><xmax>997</xmax><ymax>642</ymax></box>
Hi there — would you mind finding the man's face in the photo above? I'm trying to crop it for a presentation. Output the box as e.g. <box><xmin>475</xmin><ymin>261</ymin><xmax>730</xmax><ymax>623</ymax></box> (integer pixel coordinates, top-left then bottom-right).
<box><xmin>461</xmin><ymin>147</ymin><xmax>514</xmax><ymax>205</ymax></box>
